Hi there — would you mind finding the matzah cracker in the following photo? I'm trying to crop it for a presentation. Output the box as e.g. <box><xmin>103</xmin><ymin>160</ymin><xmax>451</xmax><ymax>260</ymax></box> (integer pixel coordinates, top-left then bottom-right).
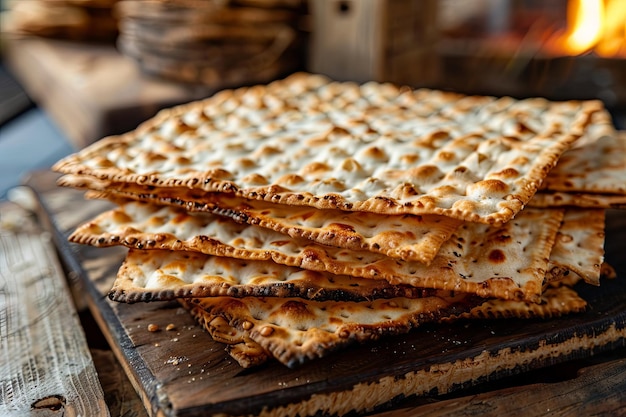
<box><xmin>111</xmin><ymin>248</ymin><xmax>433</xmax><ymax>303</ymax></box>
<box><xmin>546</xmin><ymin>209</ymin><xmax>605</xmax><ymax>286</ymax></box>
<box><xmin>528</xmin><ymin>130</ymin><xmax>626</xmax><ymax>208</ymax></box>
<box><xmin>77</xmin><ymin>200</ymin><xmax>594</xmax><ymax>302</ymax></box>
<box><xmin>180</xmin><ymin>283</ymin><xmax>587</xmax><ymax>368</ymax></box>
<box><xmin>60</xmin><ymin>174</ymin><xmax>461</xmax><ymax>263</ymax></box>
<box><xmin>528</xmin><ymin>191</ymin><xmax>626</xmax><ymax>209</ymax></box>
<box><xmin>53</xmin><ymin>72</ymin><xmax>611</xmax><ymax>224</ymax></box>
<box><xmin>445</xmin><ymin>285</ymin><xmax>587</xmax><ymax>321</ymax></box>
<box><xmin>540</xmin><ymin>131</ymin><xmax>625</xmax><ymax>195</ymax></box>
<box><xmin>197</xmin><ymin>314</ymin><xmax>271</xmax><ymax>368</ymax></box>
<box><xmin>108</xmin><ymin>207</ymin><xmax>565</xmax><ymax>302</ymax></box>
<box><xmin>70</xmin><ymin>201</ymin><xmax>458</xmax><ymax>285</ymax></box>
<box><xmin>180</xmin><ymin>291</ymin><xmax>480</xmax><ymax>368</ymax></box>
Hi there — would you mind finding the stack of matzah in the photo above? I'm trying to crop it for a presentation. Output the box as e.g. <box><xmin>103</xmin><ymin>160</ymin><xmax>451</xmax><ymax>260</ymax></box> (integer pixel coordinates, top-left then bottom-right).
<box><xmin>2</xmin><ymin>0</ymin><xmax>120</xmax><ymax>42</ymax></box>
<box><xmin>53</xmin><ymin>73</ymin><xmax>625</xmax><ymax>368</ymax></box>
<box><xmin>114</xmin><ymin>0</ymin><xmax>307</xmax><ymax>87</ymax></box>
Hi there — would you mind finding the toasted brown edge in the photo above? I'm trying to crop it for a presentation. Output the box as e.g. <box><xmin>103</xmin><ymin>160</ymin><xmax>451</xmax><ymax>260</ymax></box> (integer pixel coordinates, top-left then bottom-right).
<box><xmin>109</xmin><ymin>248</ymin><xmax>437</xmax><ymax>303</ymax></box>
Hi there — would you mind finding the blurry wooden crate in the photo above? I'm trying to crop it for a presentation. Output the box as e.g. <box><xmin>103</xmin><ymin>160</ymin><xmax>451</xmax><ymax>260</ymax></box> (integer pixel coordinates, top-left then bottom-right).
<box><xmin>309</xmin><ymin>0</ymin><xmax>440</xmax><ymax>86</ymax></box>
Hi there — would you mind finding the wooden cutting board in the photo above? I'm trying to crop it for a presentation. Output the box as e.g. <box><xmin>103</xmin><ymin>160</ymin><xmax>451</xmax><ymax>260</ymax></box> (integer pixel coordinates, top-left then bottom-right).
<box><xmin>25</xmin><ymin>171</ymin><xmax>626</xmax><ymax>417</ymax></box>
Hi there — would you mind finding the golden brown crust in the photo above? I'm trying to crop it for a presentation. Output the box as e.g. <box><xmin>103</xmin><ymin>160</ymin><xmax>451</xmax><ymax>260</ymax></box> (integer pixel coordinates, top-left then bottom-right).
<box><xmin>181</xmin><ymin>283</ymin><xmax>588</xmax><ymax>368</ymax></box>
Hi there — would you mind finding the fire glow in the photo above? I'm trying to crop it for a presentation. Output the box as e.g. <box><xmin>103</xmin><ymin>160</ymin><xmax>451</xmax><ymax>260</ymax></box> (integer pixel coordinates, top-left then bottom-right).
<box><xmin>555</xmin><ymin>0</ymin><xmax>626</xmax><ymax>57</ymax></box>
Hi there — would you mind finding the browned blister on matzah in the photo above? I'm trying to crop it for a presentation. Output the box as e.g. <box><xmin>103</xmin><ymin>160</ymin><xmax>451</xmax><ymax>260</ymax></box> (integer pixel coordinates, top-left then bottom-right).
<box><xmin>105</xmin><ymin>206</ymin><xmax>564</xmax><ymax>303</ymax></box>
<box><xmin>53</xmin><ymin>73</ymin><xmax>611</xmax><ymax>224</ymax></box>
<box><xmin>181</xmin><ymin>291</ymin><xmax>480</xmax><ymax>368</ymax></box>
<box><xmin>62</xmin><ymin>176</ymin><xmax>461</xmax><ymax>263</ymax></box>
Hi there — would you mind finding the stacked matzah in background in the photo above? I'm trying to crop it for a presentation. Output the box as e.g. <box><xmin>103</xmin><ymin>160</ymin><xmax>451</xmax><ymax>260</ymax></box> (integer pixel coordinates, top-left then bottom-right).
<box><xmin>2</xmin><ymin>0</ymin><xmax>120</xmax><ymax>42</ymax></box>
<box><xmin>114</xmin><ymin>0</ymin><xmax>308</xmax><ymax>88</ymax></box>
<box><xmin>53</xmin><ymin>73</ymin><xmax>625</xmax><ymax>368</ymax></box>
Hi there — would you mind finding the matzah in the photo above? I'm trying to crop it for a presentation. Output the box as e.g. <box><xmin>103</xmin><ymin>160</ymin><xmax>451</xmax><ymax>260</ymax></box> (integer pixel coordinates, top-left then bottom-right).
<box><xmin>51</xmin><ymin>72</ymin><xmax>622</xmax><ymax>374</ymax></box>
<box><xmin>52</xmin><ymin>72</ymin><xmax>612</xmax><ymax>224</ymax></box>
<box><xmin>529</xmin><ymin>191</ymin><xmax>626</xmax><ymax>209</ymax></box>
<box><xmin>545</xmin><ymin>209</ymin><xmax>605</xmax><ymax>285</ymax></box>
<box><xmin>180</xmin><ymin>290</ymin><xmax>480</xmax><ymax>368</ymax></box>
<box><xmin>540</xmin><ymin>131</ymin><xmax>625</xmax><ymax>195</ymax></box>
<box><xmin>105</xmin><ymin>206</ymin><xmax>567</xmax><ymax>303</ymax></box>
<box><xmin>529</xmin><ymin>131</ymin><xmax>626</xmax><ymax>208</ymax></box>
<box><xmin>199</xmin><ymin>315</ymin><xmax>271</xmax><ymax>368</ymax></box>
<box><xmin>180</xmin><ymin>283</ymin><xmax>589</xmax><ymax>368</ymax></box>
<box><xmin>70</xmin><ymin>201</ymin><xmax>458</xmax><ymax>290</ymax></box>
<box><xmin>111</xmin><ymin>248</ymin><xmax>433</xmax><ymax>303</ymax></box>
<box><xmin>60</xmin><ymin>174</ymin><xmax>462</xmax><ymax>263</ymax></box>
<box><xmin>446</xmin><ymin>285</ymin><xmax>588</xmax><ymax>321</ymax></box>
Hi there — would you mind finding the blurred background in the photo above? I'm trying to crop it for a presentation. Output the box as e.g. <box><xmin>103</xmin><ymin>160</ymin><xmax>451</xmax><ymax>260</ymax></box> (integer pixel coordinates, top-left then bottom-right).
<box><xmin>1</xmin><ymin>0</ymin><xmax>625</xmax><ymax>199</ymax></box>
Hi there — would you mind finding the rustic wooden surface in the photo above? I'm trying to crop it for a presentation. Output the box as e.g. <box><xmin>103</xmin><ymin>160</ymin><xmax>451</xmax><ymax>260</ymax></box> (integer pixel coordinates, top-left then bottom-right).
<box><xmin>24</xmin><ymin>170</ymin><xmax>626</xmax><ymax>417</ymax></box>
<box><xmin>90</xmin><ymin>348</ymin><xmax>149</xmax><ymax>417</ymax></box>
<box><xmin>376</xmin><ymin>352</ymin><xmax>626</xmax><ymax>416</ymax></box>
<box><xmin>0</xmin><ymin>199</ymin><xmax>109</xmax><ymax>416</ymax></box>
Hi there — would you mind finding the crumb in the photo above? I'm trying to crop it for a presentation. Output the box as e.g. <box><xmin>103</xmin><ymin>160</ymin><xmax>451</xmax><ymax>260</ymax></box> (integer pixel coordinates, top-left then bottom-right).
<box><xmin>148</xmin><ymin>323</ymin><xmax>160</xmax><ymax>332</ymax></box>
<box><xmin>166</xmin><ymin>323</ymin><xmax>176</xmax><ymax>331</ymax></box>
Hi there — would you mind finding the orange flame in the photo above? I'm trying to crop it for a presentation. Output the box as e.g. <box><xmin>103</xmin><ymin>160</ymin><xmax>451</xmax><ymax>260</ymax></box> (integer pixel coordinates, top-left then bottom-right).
<box><xmin>558</xmin><ymin>0</ymin><xmax>626</xmax><ymax>57</ymax></box>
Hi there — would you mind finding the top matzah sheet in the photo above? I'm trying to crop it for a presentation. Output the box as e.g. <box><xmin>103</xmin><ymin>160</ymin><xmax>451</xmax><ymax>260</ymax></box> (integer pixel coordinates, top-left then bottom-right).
<box><xmin>53</xmin><ymin>72</ymin><xmax>612</xmax><ymax>224</ymax></box>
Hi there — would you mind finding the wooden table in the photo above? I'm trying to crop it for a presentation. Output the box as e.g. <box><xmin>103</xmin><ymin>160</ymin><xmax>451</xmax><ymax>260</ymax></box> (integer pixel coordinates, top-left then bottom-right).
<box><xmin>13</xmin><ymin>170</ymin><xmax>626</xmax><ymax>417</ymax></box>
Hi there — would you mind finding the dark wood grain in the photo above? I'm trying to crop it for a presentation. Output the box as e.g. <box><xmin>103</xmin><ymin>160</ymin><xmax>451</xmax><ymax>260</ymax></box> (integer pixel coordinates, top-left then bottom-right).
<box><xmin>25</xmin><ymin>170</ymin><xmax>626</xmax><ymax>417</ymax></box>
<box><xmin>374</xmin><ymin>355</ymin><xmax>626</xmax><ymax>417</ymax></box>
<box><xmin>91</xmin><ymin>349</ymin><xmax>149</xmax><ymax>417</ymax></box>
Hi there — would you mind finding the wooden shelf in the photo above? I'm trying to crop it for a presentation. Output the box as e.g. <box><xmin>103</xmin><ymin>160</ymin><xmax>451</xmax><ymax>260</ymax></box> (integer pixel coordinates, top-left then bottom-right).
<box><xmin>3</xmin><ymin>36</ymin><xmax>215</xmax><ymax>149</ymax></box>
